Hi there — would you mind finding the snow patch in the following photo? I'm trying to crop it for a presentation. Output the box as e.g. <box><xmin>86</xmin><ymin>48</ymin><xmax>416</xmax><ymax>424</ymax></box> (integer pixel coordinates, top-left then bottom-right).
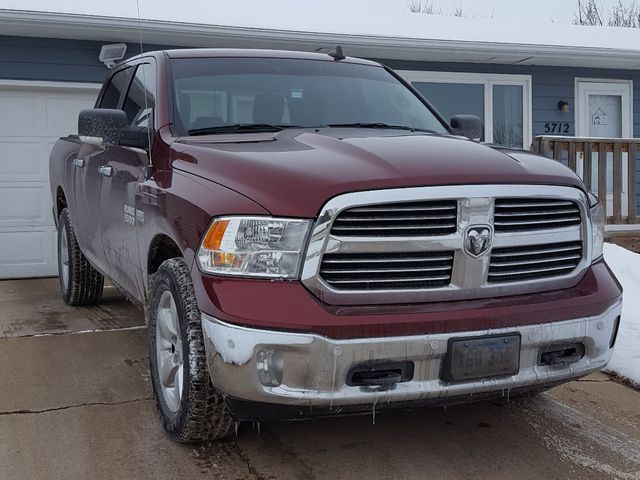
<box><xmin>603</xmin><ymin>243</ymin><xmax>640</xmax><ymax>388</ymax></box>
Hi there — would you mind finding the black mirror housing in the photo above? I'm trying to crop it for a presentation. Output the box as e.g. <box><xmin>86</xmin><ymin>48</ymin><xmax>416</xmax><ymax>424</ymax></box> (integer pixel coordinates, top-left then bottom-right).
<box><xmin>78</xmin><ymin>109</ymin><xmax>128</xmax><ymax>145</ymax></box>
<box><xmin>118</xmin><ymin>126</ymin><xmax>151</xmax><ymax>150</ymax></box>
<box><xmin>450</xmin><ymin>115</ymin><xmax>483</xmax><ymax>142</ymax></box>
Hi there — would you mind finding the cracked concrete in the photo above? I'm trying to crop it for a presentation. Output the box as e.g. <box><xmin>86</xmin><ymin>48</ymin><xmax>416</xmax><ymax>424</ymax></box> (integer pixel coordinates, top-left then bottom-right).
<box><xmin>2</xmin><ymin>278</ymin><xmax>640</xmax><ymax>480</ymax></box>
<box><xmin>0</xmin><ymin>278</ymin><xmax>142</xmax><ymax>338</ymax></box>
<box><xmin>0</xmin><ymin>328</ymin><xmax>150</xmax><ymax>412</ymax></box>
<box><xmin>0</xmin><ymin>397</ymin><xmax>154</xmax><ymax>416</ymax></box>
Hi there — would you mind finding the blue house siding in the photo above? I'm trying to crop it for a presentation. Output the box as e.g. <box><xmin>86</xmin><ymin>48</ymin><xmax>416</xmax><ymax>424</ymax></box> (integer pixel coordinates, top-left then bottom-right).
<box><xmin>0</xmin><ymin>35</ymin><xmax>176</xmax><ymax>84</ymax></box>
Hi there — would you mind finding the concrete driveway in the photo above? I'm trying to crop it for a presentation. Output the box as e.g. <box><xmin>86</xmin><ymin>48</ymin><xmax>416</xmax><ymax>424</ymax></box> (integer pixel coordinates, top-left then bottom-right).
<box><xmin>1</xmin><ymin>278</ymin><xmax>639</xmax><ymax>480</ymax></box>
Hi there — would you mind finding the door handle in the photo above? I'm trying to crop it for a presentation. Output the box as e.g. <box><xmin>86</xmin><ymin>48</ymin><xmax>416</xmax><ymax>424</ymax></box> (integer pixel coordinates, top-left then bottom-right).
<box><xmin>73</xmin><ymin>158</ymin><xmax>84</xmax><ymax>168</ymax></box>
<box><xmin>98</xmin><ymin>166</ymin><xmax>113</xmax><ymax>177</ymax></box>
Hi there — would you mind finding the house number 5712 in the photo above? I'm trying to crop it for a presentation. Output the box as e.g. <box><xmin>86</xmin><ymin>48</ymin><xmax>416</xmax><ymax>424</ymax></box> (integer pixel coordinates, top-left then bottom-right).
<box><xmin>544</xmin><ymin>123</ymin><xmax>570</xmax><ymax>134</ymax></box>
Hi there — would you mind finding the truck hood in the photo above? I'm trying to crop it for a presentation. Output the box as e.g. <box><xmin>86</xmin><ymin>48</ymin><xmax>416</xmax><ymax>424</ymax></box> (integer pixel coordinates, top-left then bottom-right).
<box><xmin>171</xmin><ymin>129</ymin><xmax>585</xmax><ymax>218</ymax></box>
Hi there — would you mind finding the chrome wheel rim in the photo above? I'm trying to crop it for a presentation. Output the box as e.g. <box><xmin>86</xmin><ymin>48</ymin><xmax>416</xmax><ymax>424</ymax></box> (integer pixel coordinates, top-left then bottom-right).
<box><xmin>60</xmin><ymin>226</ymin><xmax>69</xmax><ymax>291</ymax></box>
<box><xmin>155</xmin><ymin>290</ymin><xmax>184</xmax><ymax>413</ymax></box>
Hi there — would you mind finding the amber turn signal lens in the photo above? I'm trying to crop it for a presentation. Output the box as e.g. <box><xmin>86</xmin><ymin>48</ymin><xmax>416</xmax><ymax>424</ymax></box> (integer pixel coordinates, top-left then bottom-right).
<box><xmin>202</xmin><ymin>220</ymin><xmax>230</xmax><ymax>250</ymax></box>
<box><xmin>213</xmin><ymin>251</ymin><xmax>238</xmax><ymax>267</ymax></box>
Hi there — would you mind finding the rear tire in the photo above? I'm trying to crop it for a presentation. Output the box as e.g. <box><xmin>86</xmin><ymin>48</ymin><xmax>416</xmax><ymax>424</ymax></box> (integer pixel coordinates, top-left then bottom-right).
<box><xmin>148</xmin><ymin>257</ymin><xmax>234</xmax><ymax>442</ymax></box>
<box><xmin>57</xmin><ymin>208</ymin><xmax>104</xmax><ymax>306</ymax></box>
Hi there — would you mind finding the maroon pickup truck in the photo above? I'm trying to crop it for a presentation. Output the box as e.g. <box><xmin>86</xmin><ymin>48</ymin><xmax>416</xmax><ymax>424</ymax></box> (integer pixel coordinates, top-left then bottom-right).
<box><xmin>49</xmin><ymin>48</ymin><xmax>622</xmax><ymax>442</ymax></box>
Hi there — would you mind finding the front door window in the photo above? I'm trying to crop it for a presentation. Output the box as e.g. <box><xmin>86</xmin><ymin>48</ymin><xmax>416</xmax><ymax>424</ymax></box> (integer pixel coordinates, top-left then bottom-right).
<box><xmin>588</xmin><ymin>94</ymin><xmax>623</xmax><ymax>138</ymax></box>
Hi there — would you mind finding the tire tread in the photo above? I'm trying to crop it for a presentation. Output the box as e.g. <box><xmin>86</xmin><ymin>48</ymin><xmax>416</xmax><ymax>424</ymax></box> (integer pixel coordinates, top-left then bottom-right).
<box><xmin>58</xmin><ymin>208</ymin><xmax>104</xmax><ymax>306</ymax></box>
<box><xmin>150</xmin><ymin>258</ymin><xmax>233</xmax><ymax>442</ymax></box>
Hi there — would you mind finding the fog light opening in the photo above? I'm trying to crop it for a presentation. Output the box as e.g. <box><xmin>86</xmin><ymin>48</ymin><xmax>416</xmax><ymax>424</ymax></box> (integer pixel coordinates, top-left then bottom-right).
<box><xmin>610</xmin><ymin>316</ymin><xmax>621</xmax><ymax>349</ymax></box>
<box><xmin>256</xmin><ymin>349</ymin><xmax>284</xmax><ymax>387</ymax></box>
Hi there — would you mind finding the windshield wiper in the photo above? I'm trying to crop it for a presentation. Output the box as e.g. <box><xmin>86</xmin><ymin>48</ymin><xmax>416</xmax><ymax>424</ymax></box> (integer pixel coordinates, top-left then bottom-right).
<box><xmin>188</xmin><ymin>123</ymin><xmax>302</xmax><ymax>136</ymax></box>
<box><xmin>325</xmin><ymin>122</ymin><xmax>437</xmax><ymax>133</ymax></box>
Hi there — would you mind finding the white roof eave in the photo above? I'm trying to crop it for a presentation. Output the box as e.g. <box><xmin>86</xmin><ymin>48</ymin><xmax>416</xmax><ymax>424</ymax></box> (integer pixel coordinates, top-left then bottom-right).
<box><xmin>3</xmin><ymin>9</ymin><xmax>640</xmax><ymax>70</ymax></box>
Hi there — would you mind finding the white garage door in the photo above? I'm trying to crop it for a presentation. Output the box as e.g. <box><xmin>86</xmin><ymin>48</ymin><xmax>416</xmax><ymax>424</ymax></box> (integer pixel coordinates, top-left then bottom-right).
<box><xmin>0</xmin><ymin>81</ymin><xmax>101</xmax><ymax>279</ymax></box>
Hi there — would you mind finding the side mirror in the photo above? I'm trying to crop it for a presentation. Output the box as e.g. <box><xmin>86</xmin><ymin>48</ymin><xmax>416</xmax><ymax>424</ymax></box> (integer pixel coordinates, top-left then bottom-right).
<box><xmin>450</xmin><ymin>115</ymin><xmax>483</xmax><ymax>142</ymax></box>
<box><xmin>78</xmin><ymin>108</ymin><xmax>127</xmax><ymax>145</ymax></box>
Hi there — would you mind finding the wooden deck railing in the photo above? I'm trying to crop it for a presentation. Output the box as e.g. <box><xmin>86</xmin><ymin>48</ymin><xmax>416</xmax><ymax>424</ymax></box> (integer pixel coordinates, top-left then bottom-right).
<box><xmin>531</xmin><ymin>136</ymin><xmax>640</xmax><ymax>224</ymax></box>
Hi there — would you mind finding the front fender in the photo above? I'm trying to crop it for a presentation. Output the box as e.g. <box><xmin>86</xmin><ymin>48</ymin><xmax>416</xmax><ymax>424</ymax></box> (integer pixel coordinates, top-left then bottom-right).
<box><xmin>137</xmin><ymin>170</ymin><xmax>269</xmax><ymax>279</ymax></box>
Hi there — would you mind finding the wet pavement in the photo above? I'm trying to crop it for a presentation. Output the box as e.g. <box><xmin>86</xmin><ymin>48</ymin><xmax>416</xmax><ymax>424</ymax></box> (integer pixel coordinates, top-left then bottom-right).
<box><xmin>1</xmin><ymin>278</ymin><xmax>639</xmax><ymax>480</ymax></box>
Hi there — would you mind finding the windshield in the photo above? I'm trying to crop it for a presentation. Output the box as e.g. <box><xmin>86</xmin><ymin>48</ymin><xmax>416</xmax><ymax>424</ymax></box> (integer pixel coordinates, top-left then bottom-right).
<box><xmin>170</xmin><ymin>57</ymin><xmax>449</xmax><ymax>135</ymax></box>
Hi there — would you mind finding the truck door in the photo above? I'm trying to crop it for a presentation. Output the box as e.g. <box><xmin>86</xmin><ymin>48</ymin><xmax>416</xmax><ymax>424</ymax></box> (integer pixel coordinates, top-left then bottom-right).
<box><xmin>99</xmin><ymin>62</ymin><xmax>156</xmax><ymax>302</ymax></box>
<box><xmin>73</xmin><ymin>66</ymin><xmax>134</xmax><ymax>275</ymax></box>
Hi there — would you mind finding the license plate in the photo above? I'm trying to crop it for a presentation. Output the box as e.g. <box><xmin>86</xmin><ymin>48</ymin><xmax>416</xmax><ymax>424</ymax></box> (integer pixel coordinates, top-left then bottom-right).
<box><xmin>443</xmin><ymin>334</ymin><xmax>521</xmax><ymax>382</ymax></box>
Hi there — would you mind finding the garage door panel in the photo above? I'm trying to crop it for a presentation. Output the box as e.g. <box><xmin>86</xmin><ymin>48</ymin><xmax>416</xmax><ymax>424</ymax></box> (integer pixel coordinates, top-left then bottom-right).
<box><xmin>0</xmin><ymin>94</ymin><xmax>44</xmax><ymax>135</ymax></box>
<box><xmin>0</xmin><ymin>140</ymin><xmax>62</xmax><ymax>183</ymax></box>
<box><xmin>46</xmin><ymin>97</ymin><xmax>91</xmax><ymax>135</ymax></box>
<box><xmin>0</xmin><ymin>227</ymin><xmax>57</xmax><ymax>279</ymax></box>
<box><xmin>0</xmin><ymin>141</ymin><xmax>45</xmax><ymax>181</ymax></box>
<box><xmin>0</xmin><ymin>84</ymin><xmax>99</xmax><ymax>278</ymax></box>
<box><xmin>0</xmin><ymin>183</ymin><xmax>53</xmax><ymax>227</ymax></box>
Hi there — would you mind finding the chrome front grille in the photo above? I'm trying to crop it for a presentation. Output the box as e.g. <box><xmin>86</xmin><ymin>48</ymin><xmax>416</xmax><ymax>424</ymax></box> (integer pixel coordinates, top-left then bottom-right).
<box><xmin>320</xmin><ymin>251</ymin><xmax>454</xmax><ymax>290</ymax></box>
<box><xmin>488</xmin><ymin>241</ymin><xmax>583</xmax><ymax>283</ymax></box>
<box><xmin>494</xmin><ymin>198</ymin><xmax>581</xmax><ymax>232</ymax></box>
<box><xmin>302</xmin><ymin>185</ymin><xmax>591</xmax><ymax>306</ymax></box>
<box><xmin>331</xmin><ymin>200</ymin><xmax>457</xmax><ymax>237</ymax></box>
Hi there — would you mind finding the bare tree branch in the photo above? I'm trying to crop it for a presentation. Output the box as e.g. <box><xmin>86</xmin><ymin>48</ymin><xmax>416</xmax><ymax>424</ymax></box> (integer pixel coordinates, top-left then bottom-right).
<box><xmin>574</xmin><ymin>0</ymin><xmax>604</xmax><ymax>25</ymax></box>
<box><xmin>609</xmin><ymin>0</ymin><xmax>639</xmax><ymax>27</ymax></box>
<box><xmin>452</xmin><ymin>6</ymin><xmax>464</xmax><ymax>17</ymax></box>
<box><xmin>574</xmin><ymin>0</ymin><xmax>640</xmax><ymax>27</ymax></box>
<box><xmin>408</xmin><ymin>1</ymin><xmax>463</xmax><ymax>17</ymax></box>
<box><xmin>408</xmin><ymin>1</ymin><xmax>439</xmax><ymax>14</ymax></box>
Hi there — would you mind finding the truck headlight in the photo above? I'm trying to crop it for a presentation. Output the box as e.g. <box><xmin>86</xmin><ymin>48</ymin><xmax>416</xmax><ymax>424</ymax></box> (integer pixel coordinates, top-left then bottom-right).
<box><xmin>197</xmin><ymin>217</ymin><xmax>311</xmax><ymax>278</ymax></box>
<box><xmin>589</xmin><ymin>195</ymin><xmax>605</xmax><ymax>261</ymax></box>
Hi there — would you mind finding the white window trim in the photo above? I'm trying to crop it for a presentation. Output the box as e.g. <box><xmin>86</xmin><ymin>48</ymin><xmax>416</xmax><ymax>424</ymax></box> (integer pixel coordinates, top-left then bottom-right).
<box><xmin>396</xmin><ymin>71</ymin><xmax>533</xmax><ymax>148</ymax></box>
<box><xmin>574</xmin><ymin>78</ymin><xmax>633</xmax><ymax>138</ymax></box>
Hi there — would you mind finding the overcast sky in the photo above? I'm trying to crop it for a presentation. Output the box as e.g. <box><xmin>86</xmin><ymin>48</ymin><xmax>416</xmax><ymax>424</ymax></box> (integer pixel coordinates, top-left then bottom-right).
<box><xmin>0</xmin><ymin>0</ymin><xmax>629</xmax><ymax>25</ymax></box>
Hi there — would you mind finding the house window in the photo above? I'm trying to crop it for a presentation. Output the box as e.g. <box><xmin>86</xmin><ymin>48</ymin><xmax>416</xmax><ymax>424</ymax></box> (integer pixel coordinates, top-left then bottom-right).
<box><xmin>398</xmin><ymin>71</ymin><xmax>532</xmax><ymax>149</ymax></box>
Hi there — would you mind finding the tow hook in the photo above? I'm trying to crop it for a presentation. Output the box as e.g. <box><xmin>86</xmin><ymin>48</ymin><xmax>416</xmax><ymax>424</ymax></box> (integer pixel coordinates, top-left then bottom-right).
<box><xmin>346</xmin><ymin>361</ymin><xmax>414</xmax><ymax>391</ymax></box>
<box><xmin>539</xmin><ymin>344</ymin><xmax>585</xmax><ymax>366</ymax></box>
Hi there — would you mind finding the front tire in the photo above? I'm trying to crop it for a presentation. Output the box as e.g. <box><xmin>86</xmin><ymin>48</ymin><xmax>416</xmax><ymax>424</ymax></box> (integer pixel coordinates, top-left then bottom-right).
<box><xmin>57</xmin><ymin>208</ymin><xmax>104</xmax><ymax>306</ymax></box>
<box><xmin>148</xmin><ymin>258</ymin><xmax>233</xmax><ymax>442</ymax></box>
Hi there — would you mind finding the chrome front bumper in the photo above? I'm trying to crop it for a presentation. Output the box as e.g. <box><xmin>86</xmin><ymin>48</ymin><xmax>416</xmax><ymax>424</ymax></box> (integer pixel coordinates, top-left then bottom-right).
<box><xmin>201</xmin><ymin>301</ymin><xmax>621</xmax><ymax>408</ymax></box>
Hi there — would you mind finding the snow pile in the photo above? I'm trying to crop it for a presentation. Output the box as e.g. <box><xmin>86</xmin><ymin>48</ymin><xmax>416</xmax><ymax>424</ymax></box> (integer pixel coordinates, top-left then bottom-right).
<box><xmin>603</xmin><ymin>243</ymin><xmax>640</xmax><ymax>387</ymax></box>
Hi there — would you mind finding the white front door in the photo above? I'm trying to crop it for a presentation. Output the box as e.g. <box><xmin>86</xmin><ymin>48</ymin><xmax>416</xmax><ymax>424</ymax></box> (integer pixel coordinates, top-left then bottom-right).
<box><xmin>576</xmin><ymin>80</ymin><xmax>632</xmax><ymax>139</ymax></box>
<box><xmin>575</xmin><ymin>79</ymin><xmax>633</xmax><ymax>216</ymax></box>
<box><xmin>0</xmin><ymin>82</ymin><xmax>100</xmax><ymax>279</ymax></box>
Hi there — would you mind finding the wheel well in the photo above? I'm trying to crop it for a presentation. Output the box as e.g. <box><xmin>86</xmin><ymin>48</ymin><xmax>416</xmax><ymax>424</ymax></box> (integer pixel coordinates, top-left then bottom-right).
<box><xmin>56</xmin><ymin>187</ymin><xmax>67</xmax><ymax>219</ymax></box>
<box><xmin>147</xmin><ymin>235</ymin><xmax>183</xmax><ymax>275</ymax></box>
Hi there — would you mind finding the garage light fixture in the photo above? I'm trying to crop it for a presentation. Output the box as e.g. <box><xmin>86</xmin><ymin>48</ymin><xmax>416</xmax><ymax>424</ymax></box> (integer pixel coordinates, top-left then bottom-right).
<box><xmin>99</xmin><ymin>43</ymin><xmax>128</xmax><ymax>69</ymax></box>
